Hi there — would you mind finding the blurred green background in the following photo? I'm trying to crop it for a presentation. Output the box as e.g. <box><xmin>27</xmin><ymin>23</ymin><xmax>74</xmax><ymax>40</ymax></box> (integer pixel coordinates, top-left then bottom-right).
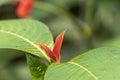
<box><xmin>0</xmin><ymin>0</ymin><xmax>120</xmax><ymax>80</ymax></box>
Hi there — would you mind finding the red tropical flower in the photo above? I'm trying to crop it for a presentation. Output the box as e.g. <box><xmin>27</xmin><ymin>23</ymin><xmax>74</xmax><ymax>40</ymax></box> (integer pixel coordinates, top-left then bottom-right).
<box><xmin>16</xmin><ymin>0</ymin><xmax>33</xmax><ymax>18</ymax></box>
<box><xmin>40</xmin><ymin>32</ymin><xmax>65</xmax><ymax>63</ymax></box>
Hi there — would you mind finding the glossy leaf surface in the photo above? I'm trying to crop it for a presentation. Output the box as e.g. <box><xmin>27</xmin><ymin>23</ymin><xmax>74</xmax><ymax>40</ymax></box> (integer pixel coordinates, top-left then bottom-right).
<box><xmin>27</xmin><ymin>54</ymin><xmax>47</xmax><ymax>80</ymax></box>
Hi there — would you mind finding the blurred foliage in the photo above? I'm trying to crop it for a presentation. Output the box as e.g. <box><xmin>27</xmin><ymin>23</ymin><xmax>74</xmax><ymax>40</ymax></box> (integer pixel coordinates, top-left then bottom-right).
<box><xmin>0</xmin><ymin>0</ymin><xmax>120</xmax><ymax>80</ymax></box>
<box><xmin>0</xmin><ymin>0</ymin><xmax>10</xmax><ymax>5</ymax></box>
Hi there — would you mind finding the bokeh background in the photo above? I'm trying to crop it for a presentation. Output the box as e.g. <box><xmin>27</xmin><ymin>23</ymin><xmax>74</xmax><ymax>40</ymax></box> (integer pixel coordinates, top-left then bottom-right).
<box><xmin>0</xmin><ymin>0</ymin><xmax>120</xmax><ymax>80</ymax></box>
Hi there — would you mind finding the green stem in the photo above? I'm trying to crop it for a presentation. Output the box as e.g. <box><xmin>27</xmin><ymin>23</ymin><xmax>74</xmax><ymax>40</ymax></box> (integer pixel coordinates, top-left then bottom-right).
<box><xmin>85</xmin><ymin>0</ymin><xmax>97</xmax><ymax>49</ymax></box>
<box><xmin>85</xmin><ymin>0</ymin><xmax>96</xmax><ymax>27</ymax></box>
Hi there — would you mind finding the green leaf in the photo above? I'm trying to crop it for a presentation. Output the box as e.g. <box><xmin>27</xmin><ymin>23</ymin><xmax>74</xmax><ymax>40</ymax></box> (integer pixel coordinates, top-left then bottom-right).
<box><xmin>102</xmin><ymin>38</ymin><xmax>120</xmax><ymax>48</ymax></box>
<box><xmin>0</xmin><ymin>49</ymin><xmax>23</xmax><ymax>63</ymax></box>
<box><xmin>45</xmin><ymin>47</ymin><xmax>120</xmax><ymax>80</ymax></box>
<box><xmin>0</xmin><ymin>19</ymin><xmax>53</xmax><ymax>61</ymax></box>
<box><xmin>0</xmin><ymin>0</ymin><xmax>10</xmax><ymax>5</ymax></box>
<box><xmin>27</xmin><ymin>54</ymin><xmax>47</xmax><ymax>80</ymax></box>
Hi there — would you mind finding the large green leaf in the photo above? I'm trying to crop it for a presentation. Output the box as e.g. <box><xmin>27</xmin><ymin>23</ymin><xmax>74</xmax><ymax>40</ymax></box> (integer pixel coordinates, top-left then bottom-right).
<box><xmin>0</xmin><ymin>19</ymin><xmax>54</xmax><ymax>80</ymax></box>
<box><xmin>45</xmin><ymin>47</ymin><xmax>120</xmax><ymax>80</ymax></box>
<box><xmin>102</xmin><ymin>38</ymin><xmax>120</xmax><ymax>48</ymax></box>
<box><xmin>0</xmin><ymin>19</ymin><xmax>53</xmax><ymax>61</ymax></box>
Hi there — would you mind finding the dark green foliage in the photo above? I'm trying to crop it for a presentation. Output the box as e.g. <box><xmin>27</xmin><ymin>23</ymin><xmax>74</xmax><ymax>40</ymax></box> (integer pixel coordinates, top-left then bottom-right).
<box><xmin>27</xmin><ymin>54</ymin><xmax>47</xmax><ymax>80</ymax></box>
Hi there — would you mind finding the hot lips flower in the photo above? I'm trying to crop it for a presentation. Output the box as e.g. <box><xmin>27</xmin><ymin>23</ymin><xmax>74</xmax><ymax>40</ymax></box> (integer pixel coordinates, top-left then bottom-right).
<box><xmin>40</xmin><ymin>32</ymin><xmax>65</xmax><ymax>63</ymax></box>
<box><xmin>16</xmin><ymin>0</ymin><xmax>33</xmax><ymax>18</ymax></box>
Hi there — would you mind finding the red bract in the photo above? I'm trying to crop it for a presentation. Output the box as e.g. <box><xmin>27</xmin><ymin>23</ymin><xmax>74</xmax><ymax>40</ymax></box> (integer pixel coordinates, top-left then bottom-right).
<box><xmin>16</xmin><ymin>0</ymin><xmax>33</xmax><ymax>18</ymax></box>
<box><xmin>40</xmin><ymin>32</ymin><xmax>65</xmax><ymax>63</ymax></box>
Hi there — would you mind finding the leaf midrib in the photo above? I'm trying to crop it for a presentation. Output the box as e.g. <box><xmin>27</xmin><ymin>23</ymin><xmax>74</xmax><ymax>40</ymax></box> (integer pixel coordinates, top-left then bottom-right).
<box><xmin>68</xmin><ymin>61</ymin><xmax>98</xmax><ymax>80</ymax></box>
<box><xmin>0</xmin><ymin>30</ymin><xmax>49</xmax><ymax>60</ymax></box>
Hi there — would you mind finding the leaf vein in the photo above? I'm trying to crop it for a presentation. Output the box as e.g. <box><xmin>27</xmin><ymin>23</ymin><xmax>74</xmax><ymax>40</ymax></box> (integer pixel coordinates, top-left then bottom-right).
<box><xmin>68</xmin><ymin>62</ymin><xmax>98</xmax><ymax>80</ymax></box>
<box><xmin>0</xmin><ymin>30</ymin><xmax>49</xmax><ymax>60</ymax></box>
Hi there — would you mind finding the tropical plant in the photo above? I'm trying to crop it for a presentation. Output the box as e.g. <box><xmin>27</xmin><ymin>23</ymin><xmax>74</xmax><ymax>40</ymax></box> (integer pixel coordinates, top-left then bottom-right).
<box><xmin>0</xmin><ymin>0</ymin><xmax>120</xmax><ymax>80</ymax></box>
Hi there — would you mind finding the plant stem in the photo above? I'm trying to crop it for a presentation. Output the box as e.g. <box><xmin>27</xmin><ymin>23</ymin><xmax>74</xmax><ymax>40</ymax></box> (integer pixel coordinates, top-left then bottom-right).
<box><xmin>85</xmin><ymin>0</ymin><xmax>97</xmax><ymax>49</ymax></box>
